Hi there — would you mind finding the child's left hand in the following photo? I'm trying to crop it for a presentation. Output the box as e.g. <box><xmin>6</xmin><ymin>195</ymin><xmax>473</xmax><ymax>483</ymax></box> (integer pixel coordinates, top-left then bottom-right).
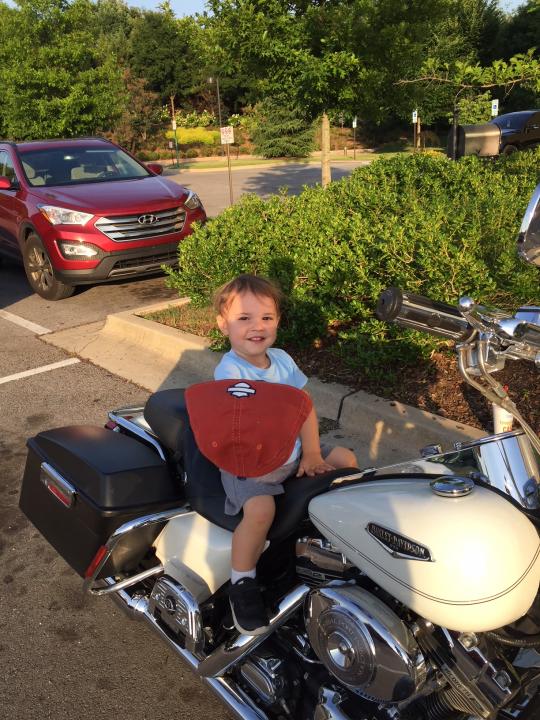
<box><xmin>297</xmin><ymin>452</ymin><xmax>335</xmax><ymax>477</ymax></box>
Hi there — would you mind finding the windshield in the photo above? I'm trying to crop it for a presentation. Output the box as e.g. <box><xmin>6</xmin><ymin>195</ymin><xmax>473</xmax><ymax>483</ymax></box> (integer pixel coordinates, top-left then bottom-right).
<box><xmin>19</xmin><ymin>145</ymin><xmax>150</xmax><ymax>187</ymax></box>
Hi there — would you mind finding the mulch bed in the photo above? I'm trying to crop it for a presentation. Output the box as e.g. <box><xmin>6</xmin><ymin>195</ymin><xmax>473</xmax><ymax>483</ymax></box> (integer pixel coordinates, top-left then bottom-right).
<box><xmin>294</xmin><ymin>346</ymin><xmax>539</xmax><ymax>435</ymax></box>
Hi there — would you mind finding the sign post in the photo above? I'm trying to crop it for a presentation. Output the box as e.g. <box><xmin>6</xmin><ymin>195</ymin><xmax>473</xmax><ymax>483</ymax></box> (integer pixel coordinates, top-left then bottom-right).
<box><xmin>171</xmin><ymin>119</ymin><xmax>180</xmax><ymax>168</ymax></box>
<box><xmin>491</xmin><ymin>99</ymin><xmax>499</xmax><ymax>117</ymax></box>
<box><xmin>220</xmin><ymin>126</ymin><xmax>235</xmax><ymax>206</ymax></box>
<box><xmin>352</xmin><ymin>116</ymin><xmax>357</xmax><ymax>159</ymax></box>
<box><xmin>412</xmin><ymin>110</ymin><xmax>418</xmax><ymax>150</ymax></box>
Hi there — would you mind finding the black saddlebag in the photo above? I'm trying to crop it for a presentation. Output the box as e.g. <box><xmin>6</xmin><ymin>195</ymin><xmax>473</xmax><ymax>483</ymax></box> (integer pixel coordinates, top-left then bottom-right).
<box><xmin>19</xmin><ymin>426</ymin><xmax>184</xmax><ymax>577</ymax></box>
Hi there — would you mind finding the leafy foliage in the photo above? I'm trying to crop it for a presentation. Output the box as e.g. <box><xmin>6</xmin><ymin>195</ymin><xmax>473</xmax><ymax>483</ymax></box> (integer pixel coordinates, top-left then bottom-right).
<box><xmin>166</xmin><ymin>150</ymin><xmax>540</xmax><ymax>378</ymax></box>
<box><xmin>251</xmin><ymin>98</ymin><xmax>315</xmax><ymax>158</ymax></box>
<box><xmin>0</xmin><ymin>0</ymin><xmax>125</xmax><ymax>139</ymax></box>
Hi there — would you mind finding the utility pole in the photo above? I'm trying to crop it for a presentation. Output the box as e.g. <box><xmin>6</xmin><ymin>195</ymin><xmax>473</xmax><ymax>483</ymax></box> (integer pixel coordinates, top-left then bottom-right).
<box><xmin>170</xmin><ymin>95</ymin><xmax>180</xmax><ymax>168</ymax></box>
<box><xmin>208</xmin><ymin>77</ymin><xmax>223</xmax><ymax>156</ymax></box>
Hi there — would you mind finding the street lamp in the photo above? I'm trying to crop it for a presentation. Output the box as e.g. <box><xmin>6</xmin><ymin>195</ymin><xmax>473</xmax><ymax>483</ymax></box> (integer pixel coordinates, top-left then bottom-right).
<box><xmin>208</xmin><ymin>76</ymin><xmax>222</xmax><ymax>128</ymax></box>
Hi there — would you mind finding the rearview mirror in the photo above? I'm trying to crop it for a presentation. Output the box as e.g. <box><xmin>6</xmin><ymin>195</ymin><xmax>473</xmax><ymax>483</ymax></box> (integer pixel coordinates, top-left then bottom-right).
<box><xmin>517</xmin><ymin>183</ymin><xmax>540</xmax><ymax>267</ymax></box>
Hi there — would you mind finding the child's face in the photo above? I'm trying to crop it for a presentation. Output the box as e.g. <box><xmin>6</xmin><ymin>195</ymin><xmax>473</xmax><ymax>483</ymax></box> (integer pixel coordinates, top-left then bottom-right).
<box><xmin>217</xmin><ymin>291</ymin><xmax>279</xmax><ymax>367</ymax></box>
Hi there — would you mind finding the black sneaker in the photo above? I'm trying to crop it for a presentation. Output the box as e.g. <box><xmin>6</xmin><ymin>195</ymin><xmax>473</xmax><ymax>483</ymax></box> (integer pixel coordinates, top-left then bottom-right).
<box><xmin>229</xmin><ymin>577</ymin><xmax>270</xmax><ymax>635</ymax></box>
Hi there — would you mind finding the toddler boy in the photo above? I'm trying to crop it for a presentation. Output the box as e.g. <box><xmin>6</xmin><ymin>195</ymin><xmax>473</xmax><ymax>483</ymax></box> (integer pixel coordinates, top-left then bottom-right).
<box><xmin>213</xmin><ymin>273</ymin><xmax>358</xmax><ymax>635</ymax></box>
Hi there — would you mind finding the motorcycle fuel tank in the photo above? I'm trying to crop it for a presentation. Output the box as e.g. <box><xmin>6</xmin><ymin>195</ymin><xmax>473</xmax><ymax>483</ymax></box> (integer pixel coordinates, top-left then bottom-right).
<box><xmin>309</xmin><ymin>478</ymin><xmax>540</xmax><ymax>632</ymax></box>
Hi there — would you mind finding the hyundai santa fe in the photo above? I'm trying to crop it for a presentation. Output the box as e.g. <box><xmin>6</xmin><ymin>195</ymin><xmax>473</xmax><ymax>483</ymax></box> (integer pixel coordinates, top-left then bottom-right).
<box><xmin>0</xmin><ymin>137</ymin><xmax>206</xmax><ymax>299</ymax></box>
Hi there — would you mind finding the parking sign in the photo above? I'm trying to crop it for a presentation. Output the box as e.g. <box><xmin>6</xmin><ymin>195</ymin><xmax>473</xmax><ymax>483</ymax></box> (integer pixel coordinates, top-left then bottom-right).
<box><xmin>220</xmin><ymin>126</ymin><xmax>235</xmax><ymax>144</ymax></box>
<box><xmin>491</xmin><ymin>99</ymin><xmax>499</xmax><ymax>117</ymax></box>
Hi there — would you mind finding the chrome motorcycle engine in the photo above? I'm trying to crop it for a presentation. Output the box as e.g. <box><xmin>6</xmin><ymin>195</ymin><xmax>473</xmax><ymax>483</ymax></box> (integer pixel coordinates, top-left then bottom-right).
<box><xmin>304</xmin><ymin>585</ymin><xmax>426</xmax><ymax>703</ymax></box>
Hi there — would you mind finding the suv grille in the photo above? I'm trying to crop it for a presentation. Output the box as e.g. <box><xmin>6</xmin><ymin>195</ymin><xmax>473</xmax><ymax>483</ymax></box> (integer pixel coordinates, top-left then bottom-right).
<box><xmin>95</xmin><ymin>206</ymin><xmax>186</xmax><ymax>242</ymax></box>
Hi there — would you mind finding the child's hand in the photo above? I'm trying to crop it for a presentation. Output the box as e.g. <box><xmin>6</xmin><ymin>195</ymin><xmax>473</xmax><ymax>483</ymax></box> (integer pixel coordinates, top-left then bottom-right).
<box><xmin>297</xmin><ymin>451</ymin><xmax>335</xmax><ymax>477</ymax></box>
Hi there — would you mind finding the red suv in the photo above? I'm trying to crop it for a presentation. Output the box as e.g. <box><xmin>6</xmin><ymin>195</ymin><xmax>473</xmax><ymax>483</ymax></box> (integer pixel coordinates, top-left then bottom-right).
<box><xmin>0</xmin><ymin>137</ymin><xmax>206</xmax><ymax>299</ymax></box>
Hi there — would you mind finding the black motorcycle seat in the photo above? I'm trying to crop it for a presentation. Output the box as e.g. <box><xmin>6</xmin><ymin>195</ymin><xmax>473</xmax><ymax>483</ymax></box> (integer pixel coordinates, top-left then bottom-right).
<box><xmin>144</xmin><ymin>389</ymin><xmax>187</xmax><ymax>457</ymax></box>
<box><xmin>144</xmin><ymin>388</ymin><xmax>358</xmax><ymax>541</ymax></box>
<box><xmin>182</xmin><ymin>417</ymin><xmax>358</xmax><ymax>540</ymax></box>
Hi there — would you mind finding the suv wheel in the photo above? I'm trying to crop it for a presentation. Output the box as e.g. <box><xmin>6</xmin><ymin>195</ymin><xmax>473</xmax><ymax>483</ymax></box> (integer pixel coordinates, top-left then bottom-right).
<box><xmin>23</xmin><ymin>233</ymin><xmax>75</xmax><ymax>300</ymax></box>
<box><xmin>502</xmin><ymin>144</ymin><xmax>518</xmax><ymax>156</ymax></box>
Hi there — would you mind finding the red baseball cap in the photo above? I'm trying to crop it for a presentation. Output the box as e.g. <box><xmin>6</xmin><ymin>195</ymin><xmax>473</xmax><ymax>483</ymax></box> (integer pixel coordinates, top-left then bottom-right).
<box><xmin>185</xmin><ymin>379</ymin><xmax>312</xmax><ymax>477</ymax></box>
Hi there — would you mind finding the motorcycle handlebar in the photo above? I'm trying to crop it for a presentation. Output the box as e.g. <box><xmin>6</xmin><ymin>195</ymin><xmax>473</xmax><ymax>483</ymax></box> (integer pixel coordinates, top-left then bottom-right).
<box><xmin>376</xmin><ymin>287</ymin><xmax>473</xmax><ymax>341</ymax></box>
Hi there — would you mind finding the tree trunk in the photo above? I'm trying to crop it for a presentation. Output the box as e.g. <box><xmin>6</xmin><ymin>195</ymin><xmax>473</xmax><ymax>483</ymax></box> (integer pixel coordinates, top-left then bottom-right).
<box><xmin>321</xmin><ymin>111</ymin><xmax>331</xmax><ymax>188</ymax></box>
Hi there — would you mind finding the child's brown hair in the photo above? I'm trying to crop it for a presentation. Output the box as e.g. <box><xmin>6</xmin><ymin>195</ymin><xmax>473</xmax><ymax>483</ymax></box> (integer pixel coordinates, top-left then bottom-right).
<box><xmin>214</xmin><ymin>274</ymin><xmax>284</xmax><ymax>316</ymax></box>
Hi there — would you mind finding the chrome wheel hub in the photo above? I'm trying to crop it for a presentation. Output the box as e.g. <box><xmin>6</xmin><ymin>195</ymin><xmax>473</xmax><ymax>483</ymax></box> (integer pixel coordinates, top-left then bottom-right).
<box><xmin>28</xmin><ymin>247</ymin><xmax>54</xmax><ymax>291</ymax></box>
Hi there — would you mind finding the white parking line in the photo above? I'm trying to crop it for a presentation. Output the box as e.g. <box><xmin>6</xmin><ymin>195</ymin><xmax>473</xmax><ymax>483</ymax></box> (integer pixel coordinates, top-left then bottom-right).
<box><xmin>0</xmin><ymin>309</ymin><xmax>51</xmax><ymax>335</ymax></box>
<box><xmin>0</xmin><ymin>358</ymin><xmax>80</xmax><ymax>385</ymax></box>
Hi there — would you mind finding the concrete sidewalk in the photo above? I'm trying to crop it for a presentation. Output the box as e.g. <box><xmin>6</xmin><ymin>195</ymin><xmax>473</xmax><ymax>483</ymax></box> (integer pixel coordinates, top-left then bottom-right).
<box><xmin>42</xmin><ymin>298</ymin><xmax>485</xmax><ymax>467</ymax></box>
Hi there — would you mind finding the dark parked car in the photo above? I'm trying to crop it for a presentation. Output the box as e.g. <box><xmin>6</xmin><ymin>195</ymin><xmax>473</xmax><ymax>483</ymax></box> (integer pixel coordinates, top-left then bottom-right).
<box><xmin>0</xmin><ymin>137</ymin><xmax>206</xmax><ymax>299</ymax></box>
<box><xmin>490</xmin><ymin>110</ymin><xmax>540</xmax><ymax>155</ymax></box>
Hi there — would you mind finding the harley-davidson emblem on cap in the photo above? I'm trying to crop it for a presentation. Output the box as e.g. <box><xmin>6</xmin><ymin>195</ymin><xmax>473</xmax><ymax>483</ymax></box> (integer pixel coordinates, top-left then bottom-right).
<box><xmin>227</xmin><ymin>381</ymin><xmax>256</xmax><ymax>398</ymax></box>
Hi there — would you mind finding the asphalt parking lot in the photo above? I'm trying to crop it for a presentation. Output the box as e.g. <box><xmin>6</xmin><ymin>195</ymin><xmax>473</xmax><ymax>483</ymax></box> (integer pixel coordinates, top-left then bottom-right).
<box><xmin>0</xmin><ymin>267</ymin><xmax>223</xmax><ymax>719</ymax></box>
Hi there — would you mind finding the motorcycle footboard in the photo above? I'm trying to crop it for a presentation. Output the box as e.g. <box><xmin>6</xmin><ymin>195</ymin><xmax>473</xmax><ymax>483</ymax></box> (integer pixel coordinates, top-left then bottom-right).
<box><xmin>19</xmin><ymin>425</ymin><xmax>184</xmax><ymax>578</ymax></box>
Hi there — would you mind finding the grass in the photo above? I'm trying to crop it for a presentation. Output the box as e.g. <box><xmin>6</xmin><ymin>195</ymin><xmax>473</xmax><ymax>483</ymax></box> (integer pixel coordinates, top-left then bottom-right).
<box><xmin>144</xmin><ymin>303</ymin><xmax>218</xmax><ymax>338</ymax></box>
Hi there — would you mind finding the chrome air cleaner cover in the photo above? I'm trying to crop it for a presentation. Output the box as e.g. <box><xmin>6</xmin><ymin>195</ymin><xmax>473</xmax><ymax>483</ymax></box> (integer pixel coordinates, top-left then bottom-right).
<box><xmin>304</xmin><ymin>585</ymin><xmax>426</xmax><ymax>703</ymax></box>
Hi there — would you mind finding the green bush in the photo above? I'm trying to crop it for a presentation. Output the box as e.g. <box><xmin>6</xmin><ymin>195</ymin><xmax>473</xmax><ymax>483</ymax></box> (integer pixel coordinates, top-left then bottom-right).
<box><xmin>165</xmin><ymin>151</ymin><xmax>540</xmax><ymax>378</ymax></box>
<box><xmin>165</xmin><ymin>127</ymin><xmax>220</xmax><ymax>146</ymax></box>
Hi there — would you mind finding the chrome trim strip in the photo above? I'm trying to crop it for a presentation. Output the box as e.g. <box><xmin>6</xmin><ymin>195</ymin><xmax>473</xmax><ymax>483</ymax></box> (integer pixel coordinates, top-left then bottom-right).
<box><xmin>40</xmin><ymin>462</ymin><xmax>77</xmax><ymax>507</ymax></box>
<box><xmin>88</xmin><ymin>564</ymin><xmax>164</xmax><ymax>596</ymax></box>
<box><xmin>329</xmin><ymin>472</ymin><xmax>365</xmax><ymax>486</ymax></box>
<box><xmin>108</xmin><ymin>412</ymin><xmax>166</xmax><ymax>460</ymax></box>
<box><xmin>82</xmin><ymin>506</ymin><xmax>189</xmax><ymax>594</ymax></box>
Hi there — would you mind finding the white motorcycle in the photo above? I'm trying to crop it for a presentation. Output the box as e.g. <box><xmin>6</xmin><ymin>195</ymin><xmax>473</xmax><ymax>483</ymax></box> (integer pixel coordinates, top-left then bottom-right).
<box><xmin>19</xmin><ymin>184</ymin><xmax>540</xmax><ymax>720</ymax></box>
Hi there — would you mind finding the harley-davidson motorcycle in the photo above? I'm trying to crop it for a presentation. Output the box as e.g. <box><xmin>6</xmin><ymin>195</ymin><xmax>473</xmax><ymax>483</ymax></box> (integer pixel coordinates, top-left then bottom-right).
<box><xmin>19</xmin><ymin>184</ymin><xmax>540</xmax><ymax>720</ymax></box>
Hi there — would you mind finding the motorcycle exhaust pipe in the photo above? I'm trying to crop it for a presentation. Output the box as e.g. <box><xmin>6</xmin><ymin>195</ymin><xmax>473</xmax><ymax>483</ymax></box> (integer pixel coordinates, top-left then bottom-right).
<box><xmin>105</xmin><ymin>580</ymin><xmax>309</xmax><ymax>720</ymax></box>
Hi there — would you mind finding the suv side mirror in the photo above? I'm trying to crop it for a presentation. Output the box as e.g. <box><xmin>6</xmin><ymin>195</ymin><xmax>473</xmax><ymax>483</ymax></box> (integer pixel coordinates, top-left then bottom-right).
<box><xmin>0</xmin><ymin>176</ymin><xmax>13</xmax><ymax>189</ymax></box>
<box><xmin>517</xmin><ymin>183</ymin><xmax>540</xmax><ymax>266</ymax></box>
<box><xmin>146</xmin><ymin>162</ymin><xmax>163</xmax><ymax>176</ymax></box>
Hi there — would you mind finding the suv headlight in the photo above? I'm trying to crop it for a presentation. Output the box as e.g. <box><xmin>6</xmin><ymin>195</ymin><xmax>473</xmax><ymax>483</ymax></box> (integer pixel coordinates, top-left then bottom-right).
<box><xmin>184</xmin><ymin>191</ymin><xmax>202</xmax><ymax>210</ymax></box>
<box><xmin>38</xmin><ymin>204</ymin><xmax>94</xmax><ymax>226</ymax></box>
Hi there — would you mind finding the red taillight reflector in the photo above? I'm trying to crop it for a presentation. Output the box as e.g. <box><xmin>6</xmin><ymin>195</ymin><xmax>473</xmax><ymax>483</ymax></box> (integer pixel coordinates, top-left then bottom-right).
<box><xmin>104</xmin><ymin>420</ymin><xmax>118</xmax><ymax>430</ymax></box>
<box><xmin>48</xmin><ymin>483</ymin><xmax>72</xmax><ymax>507</ymax></box>
<box><xmin>85</xmin><ymin>545</ymin><xmax>108</xmax><ymax>578</ymax></box>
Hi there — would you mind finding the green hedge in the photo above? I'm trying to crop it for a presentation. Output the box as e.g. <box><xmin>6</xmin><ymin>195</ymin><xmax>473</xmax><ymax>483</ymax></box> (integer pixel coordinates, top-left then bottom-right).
<box><xmin>166</xmin><ymin>151</ymin><xmax>540</xmax><ymax>377</ymax></box>
<box><xmin>165</xmin><ymin>127</ymin><xmax>220</xmax><ymax>145</ymax></box>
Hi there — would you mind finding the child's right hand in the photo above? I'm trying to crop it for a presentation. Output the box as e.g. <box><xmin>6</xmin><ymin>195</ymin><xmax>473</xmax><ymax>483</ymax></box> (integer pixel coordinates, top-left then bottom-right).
<box><xmin>297</xmin><ymin>451</ymin><xmax>335</xmax><ymax>477</ymax></box>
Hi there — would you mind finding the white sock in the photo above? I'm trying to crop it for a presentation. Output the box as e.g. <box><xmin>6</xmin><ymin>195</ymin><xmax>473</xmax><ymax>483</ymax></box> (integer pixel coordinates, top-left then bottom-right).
<box><xmin>231</xmin><ymin>568</ymin><xmax>256</xmax><ymax>584</ymax></box>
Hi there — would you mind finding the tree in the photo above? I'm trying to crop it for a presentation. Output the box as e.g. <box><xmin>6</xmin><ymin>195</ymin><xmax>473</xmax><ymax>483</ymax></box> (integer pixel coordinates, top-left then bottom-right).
<box><xmin>251</xmin><ymin>98</ymin><xmax>315</xmax><ymax>158</ymax></box>
<box><xmin>108</xmin><ymin>71</ymin><xmax>162</xmax><ymax>153</ymax></box>
<box><xmin>0</xmin><ymin>0</ymin><xmax>125</xmax><ymax>139</ymax></box>
<box><xmin>128</xmin><ymin>3</ymin><xmax>203</xmax><ymax>105</ymax></box>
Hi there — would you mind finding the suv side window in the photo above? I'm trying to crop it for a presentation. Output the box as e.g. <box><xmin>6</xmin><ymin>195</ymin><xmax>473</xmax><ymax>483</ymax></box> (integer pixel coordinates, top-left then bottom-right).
<box><xmin>526</xmin><ymin>114</ymin><xmax>540</xmax><ymax>133</ymax></box>
<box><xmin>0</xmin><ymin>150</ymin><xmax>17</xmax><ymax>183</ymax></box>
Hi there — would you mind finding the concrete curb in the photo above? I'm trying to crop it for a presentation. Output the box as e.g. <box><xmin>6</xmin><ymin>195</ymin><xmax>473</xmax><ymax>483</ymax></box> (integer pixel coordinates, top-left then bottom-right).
<box><xmin>42</xmin><ymin>300</ymin><xmax>485</xmax><ymax>465</ymax></box>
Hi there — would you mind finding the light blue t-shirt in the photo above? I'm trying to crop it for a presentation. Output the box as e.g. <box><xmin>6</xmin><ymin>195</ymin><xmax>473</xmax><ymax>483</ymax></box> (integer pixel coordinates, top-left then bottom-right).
<box><xmin>214</xmin><ymin>348</ymin><xmax>308</xmax><ymax>463</ymax></box>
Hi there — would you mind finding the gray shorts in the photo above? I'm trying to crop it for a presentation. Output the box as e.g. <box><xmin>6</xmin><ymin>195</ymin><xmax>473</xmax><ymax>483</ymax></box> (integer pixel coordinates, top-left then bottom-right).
<box><xmin>221</xmin><ymin>443</ymin><xmax>334</xmax><ymax>516</ymax></box>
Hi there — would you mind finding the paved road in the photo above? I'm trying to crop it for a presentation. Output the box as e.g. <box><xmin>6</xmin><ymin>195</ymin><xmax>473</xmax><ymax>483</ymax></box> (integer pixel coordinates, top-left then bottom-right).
<box><xmin>166</xmin><ymin>160</ymin><xmax>368</xmax><ymax>217</ymax></box>
<box><xmin>0</xmin><ymin>317</ymin><xmax>220</xmax><ymax>720</ymax></box>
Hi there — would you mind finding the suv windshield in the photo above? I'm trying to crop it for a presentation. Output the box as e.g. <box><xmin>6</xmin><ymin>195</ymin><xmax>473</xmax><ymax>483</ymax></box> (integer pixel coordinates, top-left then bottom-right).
<box><xmin>19</xmin><ymin>145</ymin><xmax>150</xmax><ymax>188</ymax></box>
